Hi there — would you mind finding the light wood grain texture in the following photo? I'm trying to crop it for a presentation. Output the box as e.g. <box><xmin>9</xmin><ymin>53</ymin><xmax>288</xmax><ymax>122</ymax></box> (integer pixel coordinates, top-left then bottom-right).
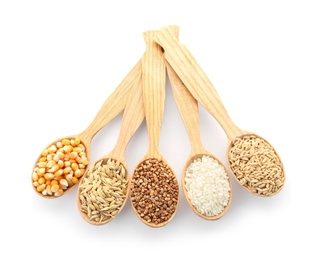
<box><xmin>32</xmin><ymin>60</ymin><xmax>142</xmax><ymax>199</ymax></box>
<box><xmin>154</xmin><ymin>26</ymin><xmax>285</xmax><ymax>197</ymax></box>
<box><xmin>167</xmin><ymin>62</ymin><xmax>232</xmax><ymax>220</ymax></box>
<box><xmin>76</xmin><ymin>73</ymin><xmax>144</xmax><ymax>225</ymax></box>
<box><xmin>130</xmin><ymin>30</ymin><xmax>178</xmax><ymax>228</ymax></box>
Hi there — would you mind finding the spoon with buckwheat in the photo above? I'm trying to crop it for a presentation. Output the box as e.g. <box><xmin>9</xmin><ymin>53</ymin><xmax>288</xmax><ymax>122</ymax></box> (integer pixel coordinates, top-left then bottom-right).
<box><xmin>130</xmin><ymin>30</ymin><xmax>179</xmax><ymax>228</ymax></box>
<box><xmin>167</xmin><ymin>62</ymin><xmax>232</xmax><ymax>220</ymax></box>
<box><xmin>77</xmin><ymin>72</ymin><xmax>144</xmax><ymax>225</ymax></box>
<box><xmin>31</xmin><ymin>60</ymin><xmax>141</xmax><ymax>198</ymax></box>
<box><xmin>154</xmin><ymin>26</ymin><xmax>285</xmax><ymax>197</ymax></box>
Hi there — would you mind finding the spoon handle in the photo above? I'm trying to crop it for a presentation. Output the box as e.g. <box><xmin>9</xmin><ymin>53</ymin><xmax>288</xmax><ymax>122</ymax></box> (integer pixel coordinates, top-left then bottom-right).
<box><xmin>154</xmin><ymin>26</ymin><xmax>245</xmax><ymax>141</ymax></box>
<box><xmin>167</xmin><ymin>62</ymin><xmax>206</xmax><ymax>155</ymax></box>
<box><xmin>111</xmin><ymin>74</ymin><xmax>144</xmax><ymax>161</ymax></box>
<box><xmin>79</xmin><ymin>60</ymin><xmax>142</xmax><ymax>143</ymax></box>
<box><xmin>142</xmin><ymin>31</ymin><xmax>166</xmax><ymax>157</ymax></box>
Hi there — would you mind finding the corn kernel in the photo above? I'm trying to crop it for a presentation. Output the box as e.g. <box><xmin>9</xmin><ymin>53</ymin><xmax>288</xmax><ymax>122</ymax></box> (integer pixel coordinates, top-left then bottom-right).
<box><xmin>63</xmin><ymin>145</ymin><xmax>73</xmax><ymax>153</ymax></box>
<box><xmin>74</xmin><ymin>138</ymin><xmax>80</xmax><ymax>146</ymax></box>
<box><xmin>64</xmin><ymin>161</ymin><xmax>70</xmax><ymax>167</ymax></box>
<box><xmin>65</xmin><ymin>173</ymin><xmax>73</xmax><ymax>181</ymax></box>
<box><xmin>46</xmin><ymin>185</ymin><xmax>52</xmax><ymax>195</ymax></box>
<box><xmin>71</xmin><ymin>163</ymin><xmax>79</xmax><ymax>171</ymax></box>
<box><xmin>44</xmin><ymin>173</ymin><xmax>55</xmax><ymax>180</ymax></box>
<box><xmin>37</xmin><ymin>162</ymin><xmax>47</xmax><ymax>168</ymax></box>
<box><xmin>64</xmin><ymin>154</ymin><xmax>70</xmax><ymax>161</ymax></box>
<box><xmin>63</xmin><ymin>167</ymin><xmax>72</xmax><ymax>174</ymax></box>
<box><xmin>33</xmin><ymin>181</ymin><xmax>39</xmax><ymax>187</ymax></box>
<box><xmin>62</xmin><ymin>139</ymin><xmax>70</xmax><ymax>145</ymax></box>
<box><xmin>46</xmin><ymin>180</ymin><xmax>51</xmax><ymax>185</ymax></box>
<box><xmin>49</xmin><ymin>164</ymin><xmax>59</xmax><ymax>173</ymax></box>
<box><xmin>81</xmin><ymin>156</ymin><xmax>89</xmax><ymax>166</ymax></box>
<box><xmin>32</xmin><ymin>172</ymin><xmax>38</xmax><ymax>181</ymax></box>
<box><xmin>47</xmin><ymin>160</ymin><xmax>56</xmax><ymax>168</ymax></box>
<box><xmin>79</xmin><ymin>152</ymin><xmax>87</xmax><ymax>158</ymax></box>
<box><xmin>71</xmin><ymin>177</ymin><xmax>79</xmax><ymax>184</ymax></box>
<box><xmin>54</xmin><ymin>169</ymin><xmax>63</xmax><ymax>177</ymax></box>
<box><xmin>78</xmin><ymin>144</ymin><xmax>85</xmax><ymax>151</ymax></box>
<box><xmin>37</xmin><ymin>168</ymin><xmax>45</xmax><ymax>176</ymax></box>
<box><xmin>53</xmin><ymin>155</ymin><xmax>60</xmax><ymax>162</ymax></box>
<box><xmin>76</xmin><ymin>157</ymin><xmax>82</xmax><ymax>164</ymax></box>
<box><xmin>48</xmin><ymin>145</ymin><xmax>57</xmax><ymax>153</ymax></box>
<box><xmin>50</xmin><ymin>180</ymin><xmax>58</xmax><ymax>186</ymax></box>
<box><xmin>37</xmin><ymin>184</ymin><xmax>46</xmax><ymax>192</ymax></box>
<box><xmin>51</xmin><ymin>184</ymin><xmax>60</xmax><ymax>193</ymax></box>
<box><xmin>70</xmin><ymin>152</ymin><xmax>78</xmax><ymax>159</ymax></box>
<box><xmin>79</xmin><ymin>163</ymin><xmax>85</xmax><ymax>169</ymax></box>
<box><xmin>39</xmin><ymin>157</ymin><xmax>47</xmax><ymax>163</ymax></box>
<box><xmin>54</xmin><ymin>189</ymin><xmax>64</xmax><ymax>197</ymax></box>
<box><xmin>56</xmin><ymin>151</ymin><xmax>64</xmax><ymax>160</ymax></box>
<box><xmin>41</xmin><ymin>149</ymin><xmax>48</xmax><ymax>157</ymax></box>
<box><xmin>58</xmin><ymin>160</ymin><xmax>64</xmax><ymax>168</ymax></box>
<box><xmin>60</xmin><ymin>179</ymin><xmax>69</xmax><ymax>188</ymax></box>
<box><xmin>38</xmin><ymin>177</ymin><xmax>46</xmax><ymax>185</ymax></box>
<box><xmin>56</xmin><ymin>141</ymin><xmax>63</xmax><ymax>148</ymax></box>
<box><xmin>47</xmin><ymin>154</ymin><xmax>53</xmax><ymax>161</ymax></box>
<box><xmin>42</xmin><ymin>190</ymin><xmax>48</xmax><ymax>196</ymax></box>
<box><xmin>73</xmin><ymin>147</ymin><xmax>82</xmax><ymax>153</ymax></box>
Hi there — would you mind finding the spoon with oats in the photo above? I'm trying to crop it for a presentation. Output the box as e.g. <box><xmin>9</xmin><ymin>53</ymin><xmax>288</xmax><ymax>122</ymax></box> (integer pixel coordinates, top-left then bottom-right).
<box><xmin>154</xmin><ymin>26</ymin><xmax>285</xmax><ymax>197</ymax></box>
<box><xmin>167</xmin><ymin>62</ymin><xmax>232</xmax><ymax>220</ymax></box>
<box><xmin>130</xmin><ymin>30</ymin><xmax>179</xmax><ymax>228</ymax></box>
<box><xmin>31</xmin><ymin>60</ymin><xmax>141</xmax><ymax>199</ymax></box>
<box><xmin>77</xmin><ymin>72</ymin><xmax>144</xmax><ymax>225</ymax></box>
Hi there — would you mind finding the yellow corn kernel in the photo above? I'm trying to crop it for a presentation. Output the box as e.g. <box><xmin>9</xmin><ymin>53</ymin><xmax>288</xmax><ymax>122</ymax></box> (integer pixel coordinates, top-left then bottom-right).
<box><xmin>75</xmin><ymin>156</ymin><xmax>82</xmax><ymax>164</ymax></box>
<box><xmin>57</xmin><ymin>160</ymin><xmax>64</xmax><ymax>168</ymax></box>
<box><xmin>60</xmin><ymin>179</ymin><xmax>69</xmax><ymax>188</ymax></box>
<box><xmin>37</xmin><ymin>168</ymin><xmax>45</xmax><ymax>176</ymax></box>
<box><xmin>46</xmin><ymin>180</ymin><xmax>51</xmax><ymax>185</ymax></box>
<box><xmin>73</xmin><ymin>147</ymin><xmax>82</xmax><ymax>153</ymax></box>
<box><xmin>33</xmin><ymin>181</ymin><xmax>39</xmax><ymax>187</ymax></box>
<box><xmin>70</xmin><ymin>152</ymin><xmax>78</xmax><ymax>159</ymax></box>
<box><xmin>48</xmin><ymin>145</ymin><xmax>57</xmax><ymax>154</ymax></box>
<box><xmin>78</xmin><ymin>163</ymin><xmax>85</xmax><ymax>169</ymax></box>
<box><xmin>71</xmin><ymin>163</ymin><xmax>79</xmax><ymax>171</ymax></box>
<box><xmin>63</xmin><ymin>145</ymin><xmax>73</xmax><ymax>153</ymax></box>
<box><xmin>56</xmin><ymin>151</ymin><xmax>64</xmax><ymax>160</ymax></box>
<box><xmin>79</xmin><ymin>152</ymin><xmax>87</xmax><ymax>158</ymax></box>
<box><xmin>74</xmin><ymin>138</ymin><xmax>80</xmax><ymax>146</ymax></box>
<box><xmin>65</xmin><ymin>173</ymin><xmax>73</xmax><ymax>181</ymax></box>
<box><xmin>47</xmin><ymin>154</ymin><xmax>53</xmax><ymax>161</ymax></box>
<box><xmin>39</xmin><ymin>157</ymin><xmax>47</xmax><ymax>163</ymax></box>
<box><xmin>78</xmin><ymin>144</ymin><xmax>85</xmax><ymax>151</ymax></box>
<box><xmin>37</xmin><ymin>184</ymin><xmax>46</xmax><ymax>192</ymax></box>
<box><xmin>64</xmin><ymin>161</ymin><xmax>71</xmax><ymax>167</ymax></box>
<box><xmin>47</xmin><ymin>160</ymin><xmax>56</xmax><ymax>168</ymax></box>
<box><xmin>63</xmin><ymin>167</ymin><xmax>72</xmax><ymax>174</ymax></box>
<box><xmin>54</xmin><ymin>189</ymin><xmax>64</xmax><ymax>197</ymax></box>
<box><xmin>42</xmin><ymin>190</ymin><xmax>48</xmax><ymax>196</ymax></box>
<box><xmin>62</xmin><ymin>139</ymin><xmax>70</xmax><ymax>145</ymax></box>
<box><xmin>63</xmin><ymin>154</ymin><xmax>70</xmax><ymax>161</ymax></box>
<box><xmin>81</xmin><ymin>156</ymin><xmax>89</xmax><ymax>166</ymax></box>
<box><xmin>51</xmin><ymin>184</ymin><xmax>60</xmax><ymax>193</ymax></box>
<box><xmin>44</xmin><ymin>173</ymin><xmax>55</xmax><ymax>180</ymax></box>
<box><xmin>71</xmin><ymin>177</ymin><xmax>79</xmax><ymax>184</ymax></box>
<box><xmin>37</xmin><ymin>162</ymin><xmax>47</xmax><ymax>168</ymax></box>
<box><xmin>46</xmin><ymin>185</ymin><xmax>52</xmax><ymax>195</ymax></box>
<box><xmin>38</xmin><ymin>177</ymin><xmax>46</xmax><ymax>185</ymax></box>
<box><xmin>32</xmin><ymin>172</ymin><xmax>38</xmax><ymax>182</ymax></box>
<box><xmin>53</xmin><ymin>154</ymin><xmax>60</xmax><ymax>162</ymax></box>
<box><xmin>54</xmin><ymin>169</ymin><xmax>64</xmax><ymax>177</ymax></box>
<box><xmin>51</xmin><ymin>180</ymin><xmax>58</xmax><ymax>186</ymax></box>
<box><xmin>41</xmin><ymin>149</ymin><xmax>48</xmax><ymax>157</ymax></box>
<box><xmin>49</xmin><ymin>164</ymin><xmax>59</xmax><ymax>173</ymax></box>
<box><xmin>57</xmin><ymin>148</ymin><xmax>64</xmax><ymax>153</ymax></box>
<box><xmin>56</xmin><ymin>141</ymin><xmax>63</xmax><ymax>148</ymax></box>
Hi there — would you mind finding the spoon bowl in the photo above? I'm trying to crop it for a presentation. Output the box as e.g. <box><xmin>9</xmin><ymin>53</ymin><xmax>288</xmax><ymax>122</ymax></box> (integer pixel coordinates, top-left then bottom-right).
<box><xmin>31</xmin><ymin>60</ymin><xmax>142</xmax><ymax>199</ymax></box>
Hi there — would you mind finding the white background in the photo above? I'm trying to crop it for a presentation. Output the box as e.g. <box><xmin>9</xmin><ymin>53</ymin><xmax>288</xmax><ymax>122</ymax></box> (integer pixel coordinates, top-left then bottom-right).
<box><xmin>0</xmin><ymin>0</ymin><xmax>328</xmax><ymax>259</ymax></box>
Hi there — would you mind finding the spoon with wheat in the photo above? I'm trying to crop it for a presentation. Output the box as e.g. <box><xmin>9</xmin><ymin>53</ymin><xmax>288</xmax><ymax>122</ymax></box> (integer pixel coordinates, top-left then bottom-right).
<box><xmin>155</xmin><ymin>26</ymin><xmax>285</xmax><ymax>196</ymax></box>
<box><xmin>77</xmin><ymin>72</ymin><xmax>144</xmax><ymax>225</ymax></box>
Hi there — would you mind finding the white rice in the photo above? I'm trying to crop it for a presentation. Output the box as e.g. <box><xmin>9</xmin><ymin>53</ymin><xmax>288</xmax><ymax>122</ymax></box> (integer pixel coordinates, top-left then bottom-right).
<box><xmin>185</xmin><ymin>155</ymin><xmax>230</xmax><ymax>217</ymax></box>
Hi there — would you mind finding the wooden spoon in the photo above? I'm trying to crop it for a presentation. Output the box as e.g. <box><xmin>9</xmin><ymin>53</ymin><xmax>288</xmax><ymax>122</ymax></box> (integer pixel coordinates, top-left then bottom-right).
<box><xmin>31</xmin><ymin>60</ymin><xmax>141</xmax><ymax>199</ymax></box>
<box><xmin>129</xmin><ymin>31</ymin><xmax>179</xmax><ymax>228</ymax></box>
<box><xmin>77</xmin><ymin>72</ymin><xmax>144</xmax><ymax>225</ymax></box>
<box><xmin>167</xmin><ymin>62</ymin><xmax>232</xmax><ymax>220</ymax></box>
<box><xmin>154</xmin><ymin>26</ymin><xmax>285</xmax><ymax>197</ymax></box>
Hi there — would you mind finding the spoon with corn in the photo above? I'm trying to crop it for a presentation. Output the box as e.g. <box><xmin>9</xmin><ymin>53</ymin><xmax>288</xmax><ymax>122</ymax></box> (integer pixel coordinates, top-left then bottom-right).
<box><xmin>31</xmin><ymin>61</ymin><xmax>141</xmax><ymax>198</ymax></box>
<box><xmin>130</xmin><ymin>30</ymin><xmax>179</xmax><ymax>228</ymax></box>
<box><xmin>155</xmin><ymin>26</ymin><xmax>285</xmax><ymax>197</ymax></box>
<box><xmin>167</xmin><ymin>62</ymin><xmax>232</xmax><ymax>220</ymax></box>
<box><xmin>77</xmin><ymin>72</ymin><xmax>144</xmax><ymax>225</ymax></box>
